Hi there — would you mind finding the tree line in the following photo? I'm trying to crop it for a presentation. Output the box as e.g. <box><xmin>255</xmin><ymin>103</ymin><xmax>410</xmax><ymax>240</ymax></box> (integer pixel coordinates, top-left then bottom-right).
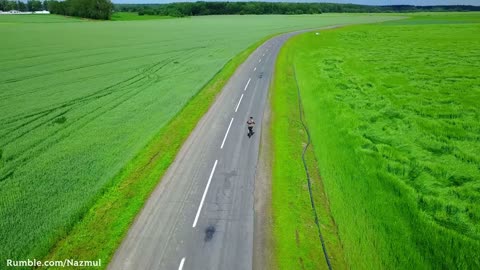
<box><xmin>2</xmin><ymin>0</ymin><xmax>478</xmax><ymax>20</ymax></box>
<box><xmin>1</xmin><ymin>0</ymin><xmax>46</xmax><ymax>12</ymax></box>
<box><xmin>115</xmin><ymin>2</ymin><xmax>480</xmax><ymax>17</ymax></box>
<box><xmin>47</xmin><ymin>0</ymin><xmax>113</xmax><ymax>20</ymax></box>
<box><xmin>1</xmin><ymin>0</ymin><xmax>112</xmax><ymax>20</ymax></box>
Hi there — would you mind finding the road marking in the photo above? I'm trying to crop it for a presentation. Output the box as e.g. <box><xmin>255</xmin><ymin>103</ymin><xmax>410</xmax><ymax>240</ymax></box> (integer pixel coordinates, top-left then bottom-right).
<box><xmin>253</xmin><ymin>67</ymin><xmax>256</xmax><ymax>71</ymax></box>
<box><xmin>193</xmin><ymin>160</ymin><xmax>218</xmax><ymax>228</ymax></box>
<box><xmin>235</xmin><ymin>94</ymin><xmax>244</xmax><ymax>112</ymax></box>
<box><xmin>178</xmin><ymin>257</ymin><xmax>185</xmax><ymax>270</ymax></box>
<box><xmin>262</xmin><ymin>53</ymin><xmax>265</xmax><ymax>56</ymax></box>
<box><xmin>244</xmin><ymin>78</ymin><xmax>251</xmax><ymax>91</ymax></box>
<box><xmin>259</xmin><ymin>59</ymin><xmax>261</xmax><ymax>63</ymax></box>
<box><xmin>220</xmin><ymin>118</ymin><xmax>234</xmax><ymax>149</ymax></box>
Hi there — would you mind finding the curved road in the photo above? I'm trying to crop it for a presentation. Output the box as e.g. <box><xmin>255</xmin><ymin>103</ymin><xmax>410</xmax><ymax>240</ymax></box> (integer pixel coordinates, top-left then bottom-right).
<box><xmin>109</xmin><ymin>30</ymin><xmax>306</xmax><ymax>270</ymax></box>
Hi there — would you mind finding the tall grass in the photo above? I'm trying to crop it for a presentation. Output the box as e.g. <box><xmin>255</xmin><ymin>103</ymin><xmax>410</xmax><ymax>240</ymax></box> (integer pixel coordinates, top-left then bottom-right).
<box><xmin>279</xmin><ymin>13</ymin><xmax>480</xmax><ymax>269</ymax></box>
<box><xmin>0</xmin><ymin>14</ymin><xmax>398</xmax><ymax>267</ymax></box>
<box><xmin>271</xmin><ymin>34</ymin><xmax>349</xmax><ymax>270</ymax></box>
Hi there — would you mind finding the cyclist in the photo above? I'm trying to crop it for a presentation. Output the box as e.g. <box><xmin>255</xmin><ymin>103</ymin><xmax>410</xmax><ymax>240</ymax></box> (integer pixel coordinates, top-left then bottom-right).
<box><xmin>246</xmin><ymin>117</ymin><xmax>255</xmax><ymax>137</ymax></box>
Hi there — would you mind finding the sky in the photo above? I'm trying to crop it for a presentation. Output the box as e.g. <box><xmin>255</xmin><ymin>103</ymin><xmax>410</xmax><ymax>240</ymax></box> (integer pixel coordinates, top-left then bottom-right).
<box><xmin>112</xmin><ymin>0</ymin><xmax>480</xmax><ymax>5</ymax></box>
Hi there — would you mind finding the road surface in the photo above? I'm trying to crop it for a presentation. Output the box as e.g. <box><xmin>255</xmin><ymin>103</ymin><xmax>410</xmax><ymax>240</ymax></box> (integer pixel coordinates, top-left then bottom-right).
<box><xmin>108</xmin><ymin>31</ymin><xmax>298</xmax><ymax>270</ymax></box>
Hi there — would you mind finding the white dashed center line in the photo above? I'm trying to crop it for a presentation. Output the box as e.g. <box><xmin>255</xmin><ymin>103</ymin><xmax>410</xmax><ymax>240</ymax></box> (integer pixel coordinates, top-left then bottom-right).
<box><xmin>254</xmin><ymin>67</ymin><xmax>256</xmax><ymax>71</ymax></box>
<box><xmin>192</xmin><ymin>160</ymin><xmax>218</xmax><ymax>228</ymax></box>
<box><xmin>244</xmin><ymin>78</ymin><xmax>251</xmax><ymax>91</ymax></box>
<box><xmin>259</xmin><ymin>59</ymin><xmax>261</xmax><ymax>63</ymax></box>
<box><xmin>178</xmin><ymin>258</ymin><xmax>185</xmax><ymax>270</ymax></box>
<box><xmin>235</xmin><ymin>94</ymin><xmax>244</xmax><ymax>112</ymax></box>
<box><xmin>220</xmin><ymin>118</ymin><xmax>234</xmax><ymax>149</ymax></box>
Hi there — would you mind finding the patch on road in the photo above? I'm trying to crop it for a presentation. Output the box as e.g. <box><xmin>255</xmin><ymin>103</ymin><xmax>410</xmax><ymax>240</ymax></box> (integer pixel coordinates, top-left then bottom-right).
<box><xmin>205</xmin><ymin>225</ymin><xmax>216</xmax><ymax>241</ymax></box>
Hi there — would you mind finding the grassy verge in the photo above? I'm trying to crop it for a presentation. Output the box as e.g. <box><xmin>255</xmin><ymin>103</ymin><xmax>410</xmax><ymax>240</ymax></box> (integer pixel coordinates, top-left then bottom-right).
<box><xmin>43</xmin><ymin>35</ymin><xmax>275</xmax><ymax>269</ymax></box>
<box><xmin>274</xmin><ymin>13</ymin><xmax>480</xmax><ymax>269</ymax></box>
<box><xmin>270</xmin><ymin>33</ymin><xmax>347</xmax><ymax>270</ymax></box>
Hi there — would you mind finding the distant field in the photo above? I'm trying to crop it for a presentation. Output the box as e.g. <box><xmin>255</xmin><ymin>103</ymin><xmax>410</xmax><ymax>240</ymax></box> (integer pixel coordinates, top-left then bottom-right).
<box><xmin>0</xmin><ymin>14</ymin><xmax>399</xmax><ymax>266</ymax></box>
<box><xmin>273</xmin><ymin>13</ymin><xmax>480</xmax><ymax>269</ymax></box>
<box><xmin>382</xmin><ymin>12</ymin><xmax>480</xmax><ymax>25</ymax></box>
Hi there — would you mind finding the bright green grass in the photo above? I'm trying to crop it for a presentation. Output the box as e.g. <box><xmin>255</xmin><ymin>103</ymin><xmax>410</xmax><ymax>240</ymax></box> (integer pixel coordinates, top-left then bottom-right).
<box><xmin>111</xmin><ymin>12</ymin><xmax>171</xmax><ymax>21</ymax></box>
<box><xmin>0</xmin><ymin>14</ymin><xmax>398</xmax><ymax>267</ymax></box>
<box><xmin>275</xmin><ymin>13</ymin><xmax>480</xmax><ymax>269</ymax></box>
<box><xmin>271</xmin><ymin>36</ymin><xmax>348</xmax><ymax>270</ymax></box>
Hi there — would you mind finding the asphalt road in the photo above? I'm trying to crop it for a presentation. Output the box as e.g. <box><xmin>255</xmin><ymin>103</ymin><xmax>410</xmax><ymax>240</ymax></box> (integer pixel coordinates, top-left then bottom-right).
<box><xmin>108</xmin><ymin>31</ymin><xmax>299</xmax><ymax>270</ymax></box>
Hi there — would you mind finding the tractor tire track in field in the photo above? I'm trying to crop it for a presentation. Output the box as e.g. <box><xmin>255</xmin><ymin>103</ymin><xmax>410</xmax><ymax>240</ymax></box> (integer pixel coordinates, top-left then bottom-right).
<box><xmin>0</xmin><ymin>38</ymin><xmax>185</xmax><ymax>64</ymax></box>
<box><xmin>0</xmin><ymin>53</ymin><xmax>161</xmax><ymax>84</ymax></box>
<box><xmin>0</xmin><ymin>46</ymin><xmax>206</xmax><ymax>85</ymax></box>
<box><xmin>0</xmin><ymin>46</ymin><xmax>204</xmax><ymax>182</ymax></box>
<box><xmin>1</xmin><ymin>61</ymin><xmax>155</xmax><ymax>129</ymax></box>
<box><xmin>0</xmin><ymin>58</ymin><xmax>169</xmax><ymax>169</ymax></box>
<box><xmin>0</xmin><ymin>57</ymin><xmax>172</xmax><ymax>181</ymax></box>
<box><xmin>0</xmin><ymin>47</ymin><xmax>187</xmax><ymax>124</ymax></box>
<box><xmin>0</xmin><ymin>70</ymin><xmax>141</xmax><ymax>102</ymax></box>
<box><xmin>0</xmin><ymin>50</ymin><xmax>110</xmax><ymax>73</ymax></box>
<box><xmin>0</xmin><ymin>109</ymin><xmax>72</xmax><ymax>148</ymax></box>
<box><xmin>1</xmin><ymin>43</ymin><xmax>204</xmax><ymax>124</ymax></box>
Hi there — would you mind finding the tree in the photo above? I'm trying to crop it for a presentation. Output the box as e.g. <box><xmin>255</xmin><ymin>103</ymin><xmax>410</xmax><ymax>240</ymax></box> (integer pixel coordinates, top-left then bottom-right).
<box><xmin>6</xmin><ymin>0</ymin><xmax>18</xmax><ymax>11</ymax></box>
<box><xmin>0</xmin><ymin>0</ymin><xmax>8</xmax><ymax>11</ymax></box>
<box><xmin>18</xmin><ymin>1</ymin><xmax>27</xmax><ymax>11</ymax></box>
<box><xmin>27</xmin><ymin>0</ymin><xmax>41</xmax><ymax>11</ymax></box>
<box><xmin>32</xmin><ymin>0</ymin><xmax>42</xmax><ymax>11</ymax></box>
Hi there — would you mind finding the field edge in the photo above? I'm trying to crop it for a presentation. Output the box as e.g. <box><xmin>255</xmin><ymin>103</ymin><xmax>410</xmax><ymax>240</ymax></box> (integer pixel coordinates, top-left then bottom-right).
<box><xmin>270</xmin><ymin>31</ymin><xmax>348</xmax><ymax>270</ymax></box>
